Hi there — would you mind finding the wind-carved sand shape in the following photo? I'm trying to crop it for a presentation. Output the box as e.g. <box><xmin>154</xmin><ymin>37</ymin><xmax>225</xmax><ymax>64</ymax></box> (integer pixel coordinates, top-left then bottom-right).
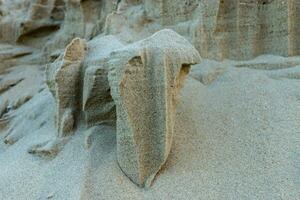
<box><xmin>46</xmin><ymin>38</ymin><xmax>87</xmax><ymax>137</ymax></box>
<box><xmin>82</xmin><ymin>36</ymin><xmax>124</xmax><ymax>127</ymax></box>
<box><xmin>108</xmin><ymin>29</ymin><xmax>201</xmax><ymax>187</ymax></box>
<box><xmin>43</xmin><ymin>30</ymin><xmax>200</xmax><ymax>186</ymax></box>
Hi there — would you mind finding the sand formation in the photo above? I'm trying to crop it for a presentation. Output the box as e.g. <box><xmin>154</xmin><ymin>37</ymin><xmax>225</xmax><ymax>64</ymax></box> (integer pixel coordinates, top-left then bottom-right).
<box><xmin>108</xmin><ymin>30</ymin><xmax>200</xmax><ymax>186</ymax></box>
<box><xmin>0</xmin><ymin>0</ymin><xmax>300</xmax><ymax>199</ymax></box>
<box><xmin>46</xmin><ymin>29</ymin><xmax>200</xmax><ymax>187</ymax></box>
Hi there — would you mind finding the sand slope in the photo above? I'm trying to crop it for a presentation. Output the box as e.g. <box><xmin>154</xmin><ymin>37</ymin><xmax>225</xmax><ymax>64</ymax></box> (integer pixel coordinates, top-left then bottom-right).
<box><xmin>0</xmin><ymin>56</ymin><xmax>299</xmax><ymax>200</ymax></box>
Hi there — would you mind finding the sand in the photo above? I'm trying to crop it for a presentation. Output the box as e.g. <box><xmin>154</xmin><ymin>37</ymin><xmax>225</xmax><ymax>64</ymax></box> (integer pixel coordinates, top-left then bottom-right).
<box><xmin>0</xmin><ymin>56</ymin><xmax>299</xmax><ymax>200</ymax></box>
<box><xmin>1</xmin><ymin>1</ymin><xmax>300</xmax><ymax>199</ymax></box>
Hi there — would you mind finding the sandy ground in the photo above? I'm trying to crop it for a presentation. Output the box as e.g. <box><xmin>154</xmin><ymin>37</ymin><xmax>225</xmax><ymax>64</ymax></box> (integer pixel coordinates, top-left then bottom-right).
<box><xmin>0</xmin><ymin>56</ymin><xmax>300</xmax><ymax>200</ymax></box>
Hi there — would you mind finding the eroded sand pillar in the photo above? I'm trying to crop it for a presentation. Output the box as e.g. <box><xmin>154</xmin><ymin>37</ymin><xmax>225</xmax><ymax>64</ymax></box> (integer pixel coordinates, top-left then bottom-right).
<box><xmin>46</xmin><ymin>38</ymin><xmax>87</xmax><ymax>137</ymax></box>
<box><xmin>108</xmin><ymin>29</ymin><xmax>201</xmax><ymax>187</ymax></box>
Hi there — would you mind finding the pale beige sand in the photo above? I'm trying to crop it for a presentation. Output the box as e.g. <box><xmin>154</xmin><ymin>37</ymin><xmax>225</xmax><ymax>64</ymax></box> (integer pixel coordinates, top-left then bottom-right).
<box><xmin>0</xmin><ymin>56</ymin><xmax>299</xmax><ymax>199</ymax></box>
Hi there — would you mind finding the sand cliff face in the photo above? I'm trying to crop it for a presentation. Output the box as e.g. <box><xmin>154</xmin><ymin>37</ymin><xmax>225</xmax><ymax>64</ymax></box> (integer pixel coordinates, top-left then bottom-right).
<box><xmin>0</xmin><ymin>0</ymin><xmax>300</xmax><ymax>199</ymax></box>
<box><xmin>0</xmin><ymin>0</ymin><xmax>299</xmax><ymax>60</ymax></box>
